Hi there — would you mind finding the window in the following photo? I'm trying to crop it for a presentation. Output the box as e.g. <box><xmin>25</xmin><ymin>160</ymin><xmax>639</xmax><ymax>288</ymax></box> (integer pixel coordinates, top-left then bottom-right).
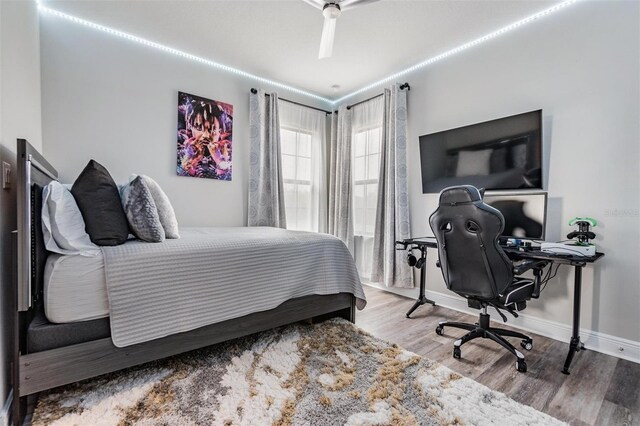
<box><xmin>278</xmin><ymin>100</ymin><xmax>327</xmax><ymax>233</ymax></box>
<box><xmin>281</xmin><ymin>127</ymin><xmax>313</xmax><ymax>231</ymax></box>
<box><xmin>353</xmin><ymin>126</ymin><xmax>382</xmax><ymax>237</ymax></box>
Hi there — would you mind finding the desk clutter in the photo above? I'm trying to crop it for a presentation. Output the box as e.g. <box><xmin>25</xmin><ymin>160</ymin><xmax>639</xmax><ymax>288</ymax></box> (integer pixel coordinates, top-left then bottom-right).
<box><xmin>396</xmin><ymin>185</ymin><xmax>604</xmax><ymax>375</ymax></box>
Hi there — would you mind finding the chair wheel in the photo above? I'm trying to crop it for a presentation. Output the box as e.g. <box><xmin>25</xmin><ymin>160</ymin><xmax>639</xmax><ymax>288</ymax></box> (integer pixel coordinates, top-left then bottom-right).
<box><xmin>453</xmin><ymin>346</ymin><xmax>461</xmax><ymax>359</ymax></box>
<box><xmin>521</xmin><ymin>340</ymin><xmax>533</xmax><ymax>351</ymax></box>
<box><xmin>516</xmin><ymin>359</ymin><xmax>527</xmax><ymax>373</ymax></box>
<box><xmin>435</xmin><ymin>326</ymin><xmax>444</xmax><ymax>336</ymax></box>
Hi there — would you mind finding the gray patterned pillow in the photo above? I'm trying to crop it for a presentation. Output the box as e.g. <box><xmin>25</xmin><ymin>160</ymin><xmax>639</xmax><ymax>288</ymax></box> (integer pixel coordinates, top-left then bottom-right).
<box><xmin>137</xmin><ymin>175</ymin><xmax>180</xmax><ymax>239</ymax></box>
<box><xmin>120</xmin><ymin>177</ymin><xmax>165</xmax><ymax>242</ymax></box>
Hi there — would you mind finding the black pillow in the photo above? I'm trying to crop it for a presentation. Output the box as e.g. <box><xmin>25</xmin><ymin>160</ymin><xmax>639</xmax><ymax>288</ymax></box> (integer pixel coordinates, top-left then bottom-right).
<box><xmin>71</xmin><ymin>160</ymin><xmax>129</xmax><ymax>246</ymax></box>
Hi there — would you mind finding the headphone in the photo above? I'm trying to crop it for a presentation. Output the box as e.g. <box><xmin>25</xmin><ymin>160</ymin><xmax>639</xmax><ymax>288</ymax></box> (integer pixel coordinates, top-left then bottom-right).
<box><xmin>407</xmin><ymin>250</ymin><xmax>425</xmax><ymax>269</ymax></box>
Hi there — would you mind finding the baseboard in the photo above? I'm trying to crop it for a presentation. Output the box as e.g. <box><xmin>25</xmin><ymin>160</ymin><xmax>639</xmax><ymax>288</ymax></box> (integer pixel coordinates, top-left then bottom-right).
<box><xmin>363</xmin><ymin>283</ymin><xmax>640</xmax><ymax>364</ymax></box>
<box><xmin>0</xmin><ymin>390</ymin><xmax>12</xmax><ymax>426</ymax></box>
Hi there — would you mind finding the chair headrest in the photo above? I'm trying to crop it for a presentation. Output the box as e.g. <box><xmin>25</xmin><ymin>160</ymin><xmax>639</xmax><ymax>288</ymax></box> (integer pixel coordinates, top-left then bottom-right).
<box><xmin>438</xmin><ymin>185</ymin><xmax>483</xmax><ymax>205</ymax></box>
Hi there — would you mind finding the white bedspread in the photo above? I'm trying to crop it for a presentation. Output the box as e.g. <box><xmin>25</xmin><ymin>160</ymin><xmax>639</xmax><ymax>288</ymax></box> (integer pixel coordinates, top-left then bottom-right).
<box><xmin>101</xmin><ymin>227</ymin><xmax>366</xmax><ymax>347</ymax></box>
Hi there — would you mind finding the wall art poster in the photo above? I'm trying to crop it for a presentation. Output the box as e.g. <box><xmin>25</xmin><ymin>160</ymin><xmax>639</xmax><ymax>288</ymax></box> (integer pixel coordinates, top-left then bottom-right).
<box><xmin>177</xmin><ymin>91</ymin><xmax>233</xmax><ymax>180</ymax></box>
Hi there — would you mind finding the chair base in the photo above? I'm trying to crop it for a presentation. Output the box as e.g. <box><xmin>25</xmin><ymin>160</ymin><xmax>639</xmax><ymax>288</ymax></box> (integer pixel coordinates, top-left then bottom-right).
<box><xmin>435</xmin><ymin>311</ymin><xmax>533</xmax><ymax>373</ymax></box>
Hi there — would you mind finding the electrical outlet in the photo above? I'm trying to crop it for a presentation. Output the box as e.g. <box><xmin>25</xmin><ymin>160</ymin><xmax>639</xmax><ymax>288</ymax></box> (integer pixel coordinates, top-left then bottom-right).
<box><xmin>2</xmin><ymin>162</ymin><xmax>11</xmax><ymax>190</ymax></box>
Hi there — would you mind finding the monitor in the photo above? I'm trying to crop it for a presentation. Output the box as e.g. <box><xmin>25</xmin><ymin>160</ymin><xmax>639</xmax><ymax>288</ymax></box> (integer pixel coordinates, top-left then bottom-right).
<box><xmin>419</xmin><ymin>110</ymin><xmax>543</xmax><ymax>193</ymax></box>
<box><xmin>483</xmin><ymin>192</ymin><xmax>547</xmax><ymax>240</ymax></box>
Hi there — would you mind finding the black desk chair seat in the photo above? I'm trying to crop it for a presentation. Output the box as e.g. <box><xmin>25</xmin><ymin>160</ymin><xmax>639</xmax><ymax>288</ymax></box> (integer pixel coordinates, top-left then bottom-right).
<box><xmin>430</xmin><ymin>185</ymin><xmax>548</xmax><ymax>372</ymax></box>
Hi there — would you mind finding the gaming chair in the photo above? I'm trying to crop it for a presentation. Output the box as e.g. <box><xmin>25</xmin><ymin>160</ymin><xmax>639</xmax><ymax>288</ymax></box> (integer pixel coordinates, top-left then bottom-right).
<box><xmin>429</xmin><ymin>185</ymin><xmax>547</xmax><ymax>372</ymax></box>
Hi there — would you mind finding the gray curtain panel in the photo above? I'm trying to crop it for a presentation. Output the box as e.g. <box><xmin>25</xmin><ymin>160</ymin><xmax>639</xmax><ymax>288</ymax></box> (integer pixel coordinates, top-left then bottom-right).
<box><xmin>371</xmin><ymin>85</ymin><xmax>413</xmax><ymax>288</ymax></box>
<box><xmin>328</xmin><ymin>105</ymin><xmax>354</xmax><ymax>253</ymax></box>
<box><xmin>248</xmin><ymin>89</ymin><xmax>287</xmax><ymax>228</ymax></box>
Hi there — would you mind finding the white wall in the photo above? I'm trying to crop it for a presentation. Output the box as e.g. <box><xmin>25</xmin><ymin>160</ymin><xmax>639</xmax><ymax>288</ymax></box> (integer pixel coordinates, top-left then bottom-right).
<box><xmin>364</xmin><ymin>0</ymin><xmax>640</xmax><ymax>349</ymax></box>
<box><xmin>40</xmin><ymin>14</ymin><xmax>331</xmax><ymax>228</ymax></box>
<box><xmin>0</xmin><ymin>0</ymin><xmax>43</xmax><ymax>415</ymax></box>
<box><xmin>0</xmin><ymin>0</ymin><xmax>42</xmax><ymax>155</ymax></box>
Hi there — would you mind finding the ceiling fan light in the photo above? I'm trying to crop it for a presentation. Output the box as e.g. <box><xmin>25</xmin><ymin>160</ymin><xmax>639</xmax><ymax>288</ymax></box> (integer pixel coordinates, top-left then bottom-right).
<box><xmin>322</xmin><ymin>3</ymin><xmax>342</xmax><ymax>19</ymax></box>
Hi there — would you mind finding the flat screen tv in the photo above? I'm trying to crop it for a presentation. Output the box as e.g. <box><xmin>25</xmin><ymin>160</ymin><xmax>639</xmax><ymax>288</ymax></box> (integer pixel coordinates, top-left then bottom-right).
<box><xmin>419</xmin><ymin>110</ymin><xmax>542</xmax><ymax>193</ymax></box>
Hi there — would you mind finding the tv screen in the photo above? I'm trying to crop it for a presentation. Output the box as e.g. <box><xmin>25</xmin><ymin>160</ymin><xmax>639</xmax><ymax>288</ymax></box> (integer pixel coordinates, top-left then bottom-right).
<box><xmin>419</xmin><ymin>110</ymin><xmax>542</xmax><ymax>193</ymax></box>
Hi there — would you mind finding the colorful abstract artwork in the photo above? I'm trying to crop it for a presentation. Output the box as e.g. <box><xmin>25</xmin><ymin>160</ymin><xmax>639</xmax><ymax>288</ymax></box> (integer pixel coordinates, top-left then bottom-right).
<box><xmin>177</xmin><ymin>92</ymin><xmax>233</xmax><ymax>180</ymax></box>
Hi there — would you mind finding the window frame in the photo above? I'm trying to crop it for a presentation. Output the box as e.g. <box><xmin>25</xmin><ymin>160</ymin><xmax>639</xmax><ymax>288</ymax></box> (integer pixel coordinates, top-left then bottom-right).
<box><xmin>352</xmin><ymin>124</ymin><xmax>383</xmax><ymax>237</ymax></box>
<box><xmin>280</xmin><ymin>126</ymin><xmax>314</xmax><ymax>232</ymax></box>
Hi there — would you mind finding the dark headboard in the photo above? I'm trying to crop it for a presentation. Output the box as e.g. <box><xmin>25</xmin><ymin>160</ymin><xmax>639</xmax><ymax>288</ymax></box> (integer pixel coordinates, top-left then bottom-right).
<box><xmin>17</xmin><ymin>139</ymin><xmax>58</xmax><ymax>312</ymax></box>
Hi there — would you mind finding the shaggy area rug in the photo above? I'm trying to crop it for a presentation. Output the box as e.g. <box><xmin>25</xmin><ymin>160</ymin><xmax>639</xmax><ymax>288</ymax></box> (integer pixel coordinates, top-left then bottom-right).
<box><xmin>32</xmin><ymin>319</ymin><xmax>564</xmax><ymax>425</ymax></box>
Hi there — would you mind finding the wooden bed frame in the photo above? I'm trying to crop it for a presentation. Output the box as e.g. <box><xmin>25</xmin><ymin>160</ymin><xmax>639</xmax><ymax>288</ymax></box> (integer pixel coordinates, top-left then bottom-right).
<box><xmin>13</xmin><ymin>139</ymin><xmax>356</xmax><ymax>424</ymax></box>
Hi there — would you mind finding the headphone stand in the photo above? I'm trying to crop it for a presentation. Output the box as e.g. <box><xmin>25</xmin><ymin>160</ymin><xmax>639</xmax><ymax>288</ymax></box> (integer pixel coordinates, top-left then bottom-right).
<box><xmin>405</xmin><ymin>243</ymin><xmax>436</xmax><ymax>318</ymax></box>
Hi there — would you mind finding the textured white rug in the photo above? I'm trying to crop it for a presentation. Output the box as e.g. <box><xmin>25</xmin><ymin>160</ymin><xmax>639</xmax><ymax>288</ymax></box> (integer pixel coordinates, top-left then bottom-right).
<box><xmin>32</xmin><ymin>319</ymin><xmax>565</xmax><ymax>425</ymax></box>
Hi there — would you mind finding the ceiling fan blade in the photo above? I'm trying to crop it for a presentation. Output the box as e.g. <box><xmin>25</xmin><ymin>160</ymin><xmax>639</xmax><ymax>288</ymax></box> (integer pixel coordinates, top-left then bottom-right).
<box><xmin>302</xmin><ymin>0</ymin><xmax>325</xmax><ymax>10</ymax></box>
<box><xmin>338</xmin><ymin>0</ymin><xmax>379</xmax><ymax>11</ymax></box>
<box><xmin>318</xmin><ymin>16</ymin><xmax>337</xmax><ymax>59</ymax></box>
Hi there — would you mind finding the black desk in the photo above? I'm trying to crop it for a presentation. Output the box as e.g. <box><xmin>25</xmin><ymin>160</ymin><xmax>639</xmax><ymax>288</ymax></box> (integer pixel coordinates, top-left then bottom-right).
<box><xmin>503</xmin><ymin>247</ymin><xmax>604</xmax><ymax>374</ymax></box>
<box><xmin>396</xmin><ymin>237</ymin><xmax>604</xmax><ymax>374</ymax></box>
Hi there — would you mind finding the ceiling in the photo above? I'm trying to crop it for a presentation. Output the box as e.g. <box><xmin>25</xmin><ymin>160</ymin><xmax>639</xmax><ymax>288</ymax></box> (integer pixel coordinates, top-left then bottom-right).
<box><xmin>44</xmin><ymin>0</ymin><xmax>561</xmax><ymax>101</ymax></box>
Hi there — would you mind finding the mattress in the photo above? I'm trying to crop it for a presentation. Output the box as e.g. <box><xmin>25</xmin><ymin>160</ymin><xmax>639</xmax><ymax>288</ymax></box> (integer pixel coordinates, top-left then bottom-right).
<box><xmin>28</xmin><ymin>311</ymin><xmax>110</xmax><ymax>353</ymax></box>
<box><xmin>44</xmin><ymin>253</ymin><xmax>109</xmax><ymax>323</ymax></box>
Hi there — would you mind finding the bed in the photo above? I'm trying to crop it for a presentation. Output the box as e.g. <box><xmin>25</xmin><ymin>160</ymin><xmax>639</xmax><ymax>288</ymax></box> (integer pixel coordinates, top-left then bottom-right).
<box><xmin>14</xmin><ymin>139</ymin><xmax>365</xmax><ymax>422</ymax></box>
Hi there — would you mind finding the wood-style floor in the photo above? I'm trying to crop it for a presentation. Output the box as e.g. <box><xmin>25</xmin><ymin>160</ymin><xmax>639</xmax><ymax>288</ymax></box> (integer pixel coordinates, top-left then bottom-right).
<box><xmin>355</xmin><ymin>286</ymin><xmax>640</xmax><ymax>426</ymax></box>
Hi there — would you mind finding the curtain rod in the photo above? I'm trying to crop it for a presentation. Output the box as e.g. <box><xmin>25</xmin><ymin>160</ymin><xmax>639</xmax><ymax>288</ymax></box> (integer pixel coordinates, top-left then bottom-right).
<box><xmin>345</xmin><ymin>82</ymin><xmax>410</xmax><ymax>110</ymax></box>
<box><xmin>250</xmin><ymin>82</ymin><xmax>409</xmax><ymax>115</ymax></box>
<box><xmin>250</xmin><ymin>88</ymin><xmax>332</xmax><ymax>115</ymax></box>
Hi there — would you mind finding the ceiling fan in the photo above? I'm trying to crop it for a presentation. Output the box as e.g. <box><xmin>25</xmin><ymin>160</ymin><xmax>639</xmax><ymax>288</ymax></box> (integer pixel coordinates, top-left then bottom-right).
<box><xmin>303</xmin><ymin>0</ymin><xmax>379</xmax><ymax>59</ymax></box>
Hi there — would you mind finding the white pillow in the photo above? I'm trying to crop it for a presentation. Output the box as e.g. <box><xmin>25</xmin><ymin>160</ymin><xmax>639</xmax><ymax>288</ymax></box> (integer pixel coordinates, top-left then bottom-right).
<box><xmin>42</xmin><ymin>182</ymin><xmax>100</xmax><ymax>256</ymax></box>
<box><xmin>456</xmin><ymin>149</ymin><xmax>493</xmax><ymax>177</ymax></box>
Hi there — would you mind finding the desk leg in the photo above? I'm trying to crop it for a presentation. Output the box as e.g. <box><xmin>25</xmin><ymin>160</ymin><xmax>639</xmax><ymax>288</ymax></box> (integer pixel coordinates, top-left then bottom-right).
<box><xmin>562</xmin><ymin>265</ymin><xmax>586</xmax><ymax>375</ymax></box>
<box><xmin>406</xmin><ymin>248</ymin><xmax>436</xmax><ymax>318</ymax></box>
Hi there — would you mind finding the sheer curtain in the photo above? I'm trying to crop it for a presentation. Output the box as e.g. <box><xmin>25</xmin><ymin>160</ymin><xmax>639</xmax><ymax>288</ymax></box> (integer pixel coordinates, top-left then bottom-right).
<box><xmin>247</xmin><ymin>89</ymin><xmax>286</xmax><ymax>228</ymax></box>
<box><xmin>371</xmin><ymin>85</ymin><xmax>413</xmax><ymax>288</ymax></box>
<box><xmin>350</xmin><ymin>96</ymin><xmax>384</xmax><ymax>278</ymax></box>
<box><xmin>328</xmin><ymin>105</ymin><xmax>354</xmax><ymax>252</ymax></box>
<box><xmin>278</xmin><ymin>100</ymin><xmax>327</xmax><ymax>233</ymax></box>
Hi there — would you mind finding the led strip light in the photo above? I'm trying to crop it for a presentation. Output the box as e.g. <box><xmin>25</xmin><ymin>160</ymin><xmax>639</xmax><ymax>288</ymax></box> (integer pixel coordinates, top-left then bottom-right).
<box><xmin>36</xmin><ymin>1</ymin><xmax>333</xmax><ymax>104</ymax></box>
<box><xmin>36</xmin><ymin>0</ymin><xmax>580</xmax><ymax>106</ymax></box>
<box><xmin>334</xmin><ymin>0</ymin><xmax>580</xmax><ymax>104</ymax></box>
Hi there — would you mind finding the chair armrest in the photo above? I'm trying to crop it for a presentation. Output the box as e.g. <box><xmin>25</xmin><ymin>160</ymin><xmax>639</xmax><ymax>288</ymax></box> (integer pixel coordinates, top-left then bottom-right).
<box><xmin>513</xmin><ymin>260</ymin><xmax>549</xmax><ymax>299</ymax></box>
<box><xmin>512</xmin><ymin>259</ymin><xmax>548</xmax><ymax>275</ymax></box>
